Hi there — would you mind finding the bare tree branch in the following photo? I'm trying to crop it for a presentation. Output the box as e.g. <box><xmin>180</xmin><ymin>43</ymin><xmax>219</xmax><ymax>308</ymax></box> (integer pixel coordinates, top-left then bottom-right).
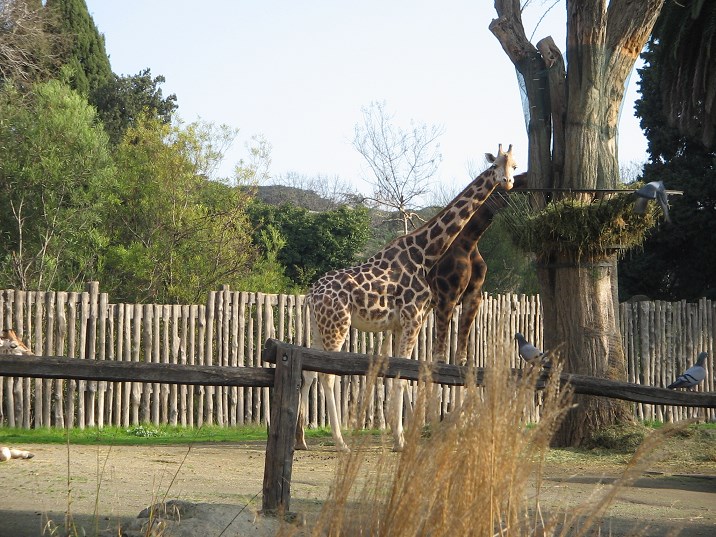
<box><xmin>353</xmin><ymin>101</ymin><xmax>444</xmax><ymax>234</ymax></box>
<box><xmin>0</xmin><ymin>0</ymin><xmax>63</xmax><ymax>85</ymax></box>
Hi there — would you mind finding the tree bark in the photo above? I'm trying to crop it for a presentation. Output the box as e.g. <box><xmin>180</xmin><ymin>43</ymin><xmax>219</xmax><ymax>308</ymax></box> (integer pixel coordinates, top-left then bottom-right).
<box><xmin>537</xmin><ymin>253</ymin><xmax>632</xmax><ymax>446</ymax></box>
<box><xmin>492</xmin><ymin>0</ymin><xmax>665</xmax><ymax>446</ymax></box>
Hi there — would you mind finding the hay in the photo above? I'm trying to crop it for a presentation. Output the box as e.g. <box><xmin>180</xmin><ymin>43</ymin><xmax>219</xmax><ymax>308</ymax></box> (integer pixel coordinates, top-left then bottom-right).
<box><xmin>499</xmin><ymin>192</ymin><xmax>658</xmax><ymax>261</ymax></box>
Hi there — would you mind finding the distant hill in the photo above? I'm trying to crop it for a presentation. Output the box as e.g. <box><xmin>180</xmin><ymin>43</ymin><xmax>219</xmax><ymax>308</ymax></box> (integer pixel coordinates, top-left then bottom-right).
<box><xmin>254</xmin><ymin>185</ymin><xmax>339</xmax><ymax>212</ymax></box>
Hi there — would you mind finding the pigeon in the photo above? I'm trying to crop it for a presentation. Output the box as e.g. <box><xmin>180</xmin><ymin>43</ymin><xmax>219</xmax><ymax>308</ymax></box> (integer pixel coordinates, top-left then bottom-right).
<box><xmin>667</xmin><ymin>351</ymin><xmax>708</xmax><ymax>389</ymax></box>
<box><xmin>515</xmin><ymin>332</ymin><xmax>544</xmax><ymax>365</ymax></box>
<box><xmin>633</xmin><ymin>180</ymin><xmax>671</xmax><ymax>223</ymax></box>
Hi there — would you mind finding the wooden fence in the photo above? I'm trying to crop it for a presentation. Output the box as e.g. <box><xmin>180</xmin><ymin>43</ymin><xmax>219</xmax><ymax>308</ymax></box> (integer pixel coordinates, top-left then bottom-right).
<box><xmin>0</xmin><ymin>283</ymin><xmax>713</xmax><ymax>429</ymax></box>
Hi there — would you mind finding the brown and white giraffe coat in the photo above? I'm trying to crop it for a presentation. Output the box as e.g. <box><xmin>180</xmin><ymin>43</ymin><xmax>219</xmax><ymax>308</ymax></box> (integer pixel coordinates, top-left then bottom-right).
<box><xmin>429</xmin><ymin>172</ymin><xmax>528</xmax><ymax>364</ymax></box>
<box><xmin>0</xmin><ymin>329</ymin><xmax>35</xmax><ymax>462</ymax></box>
<box><xmin>301</xmin><ymin>145</ymin><xmax>518</xmax><ymax>451</ymax></box>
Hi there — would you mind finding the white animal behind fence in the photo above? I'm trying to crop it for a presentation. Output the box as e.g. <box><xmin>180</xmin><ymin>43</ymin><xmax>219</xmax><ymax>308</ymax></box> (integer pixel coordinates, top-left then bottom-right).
<box><xmin>0</xmin><ymin>329</ymin><xmax>35</xmax><ymax>462</ymax></box>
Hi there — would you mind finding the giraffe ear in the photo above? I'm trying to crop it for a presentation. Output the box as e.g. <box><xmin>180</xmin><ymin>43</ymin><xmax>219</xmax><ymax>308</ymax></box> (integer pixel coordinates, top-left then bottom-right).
<box><xmin>485</xmin><ymin>153</ymin><xmax>496</xmax><ymax>163</ymax></box>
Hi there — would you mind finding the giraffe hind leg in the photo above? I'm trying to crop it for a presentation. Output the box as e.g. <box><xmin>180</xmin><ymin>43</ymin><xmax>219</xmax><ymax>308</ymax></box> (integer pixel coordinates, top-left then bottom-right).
<box><xmin>319</xmin><ymin>373</ymin><xmax>349</xmax><ymax>452</ymax></box>
<box><xmin>298</xmin><ymin>305</ymin><xmax>351</xmax><ymax>452</ymax></box>
<box><xmin>295</xmin><ymin>370</ymin><xmax>316</xmax><ymax>450</ymax></box>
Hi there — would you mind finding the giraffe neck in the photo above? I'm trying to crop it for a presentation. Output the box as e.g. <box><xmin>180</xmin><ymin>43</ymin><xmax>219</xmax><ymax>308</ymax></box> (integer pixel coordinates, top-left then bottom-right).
<box><xmin>450</xmin><ymin>172</ymin><xmax>525</xmax><ymax>250</ymax></box>
<box><xmin>456</xmin><ymin>191</ymin><xmax>509</xmax><ymax>246</ymax></box>
<box><xmin>389</xmin><ymin>167</ymin><xmax>501</xmax><ymax>269</ymax></box>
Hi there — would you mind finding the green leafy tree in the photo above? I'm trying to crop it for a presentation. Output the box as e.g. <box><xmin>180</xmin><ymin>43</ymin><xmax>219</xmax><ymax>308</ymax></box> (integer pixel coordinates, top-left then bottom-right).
<box><xmin>236</xmin><ymin>225</ymin><xmax>295</xmax><ymax>293</ymax></box>
<box><xmin>45</xmin><ymin>0</ymin><xmax>112</xmax><ymax>97</ymax></box>
<box><xmin>247</xmin><ymin>201</ymin><xmax>371</xmax><ymax>289</ymax></box>
<box><xmin>618</xmin><ymin>30</ymin><xmax>716</xmax><ymax>300</ymax></box>
<box><xmin>104</xmin><ymin>117</ymin><xmax>257</xmax><ymax>303</ymax></box>
<box><xmin>0</xmin><ymin>79</ymin><xmax>115</xmax><ymax>290</ymax></box>
<box><xmin>646</xmin><ymin>0</ymin><xmax>716</xmax><ymax>148</ymax></box>
<box><xmin>91</xmin><ymin>68</ymin><xmax>178</xmax><ymax>145</ymax></box>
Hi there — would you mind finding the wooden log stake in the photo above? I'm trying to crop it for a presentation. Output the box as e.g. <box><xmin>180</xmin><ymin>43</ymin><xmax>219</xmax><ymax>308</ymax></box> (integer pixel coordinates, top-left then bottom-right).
<box><xmin>262</xmin><ymin>346</ymin><xmax>303</xmax><ymax>514</ymax></box>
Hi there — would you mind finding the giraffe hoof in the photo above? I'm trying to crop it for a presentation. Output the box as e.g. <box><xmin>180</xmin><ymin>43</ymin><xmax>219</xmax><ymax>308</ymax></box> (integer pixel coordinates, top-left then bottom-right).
<box><xmin>391</xmin><ymin>443</ymin><xmax>405</xmax><ymax>452</ymax></box>
<box><xmin>336</xmin><ymin>443</ymin><xmax>350</xmax><ymax>453</ymax></box>
<box><xmin>295</xmin><ymin>442</ymin><xmax>309</xmax><ymax>451</ymax></box>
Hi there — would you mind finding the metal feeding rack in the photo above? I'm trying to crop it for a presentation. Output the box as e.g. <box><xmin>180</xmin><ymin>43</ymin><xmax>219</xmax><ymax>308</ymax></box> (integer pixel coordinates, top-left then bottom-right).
<box><xmin>494</xmin><ymin>186</ymin><xmax>684</xmax><ymax>214</ymax></box>
<box><xmin>504</xmin><ymin>187</ymin><xmax>683</xmax><ymax>204</ymax></box>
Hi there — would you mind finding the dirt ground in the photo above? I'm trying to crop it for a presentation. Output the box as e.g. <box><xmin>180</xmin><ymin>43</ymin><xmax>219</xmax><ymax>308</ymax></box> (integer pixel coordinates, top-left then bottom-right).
<box><xmin>1</xmin><ymin>439</ymin><xmax>714</xmax><ymax>537</ymax></box>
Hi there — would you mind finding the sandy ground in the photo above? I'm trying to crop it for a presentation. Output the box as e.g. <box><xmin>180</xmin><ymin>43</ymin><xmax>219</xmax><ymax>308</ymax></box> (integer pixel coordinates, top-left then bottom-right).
<box><xmin>1</xmin><ymin>439</ymin><xmax>714</xmax><ymax>537</ymax></box>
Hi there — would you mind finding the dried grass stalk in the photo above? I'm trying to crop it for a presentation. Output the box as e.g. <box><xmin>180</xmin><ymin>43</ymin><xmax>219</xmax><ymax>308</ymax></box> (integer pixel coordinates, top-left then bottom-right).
<box><xmin>304</xmin><ymin>346</ymin><xmax>679</xmax><ymax>537</ymax></box>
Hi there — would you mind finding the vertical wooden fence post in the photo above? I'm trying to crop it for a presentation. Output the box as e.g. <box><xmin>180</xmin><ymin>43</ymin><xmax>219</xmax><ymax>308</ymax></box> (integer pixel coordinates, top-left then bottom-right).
<box><xmin>262</xmin><ymin>345</ymin><xmax>302</xmax><ymax>514</ymax></box>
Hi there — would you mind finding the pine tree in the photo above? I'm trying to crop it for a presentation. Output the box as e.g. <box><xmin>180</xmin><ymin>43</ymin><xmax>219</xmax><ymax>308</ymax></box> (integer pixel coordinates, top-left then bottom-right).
<box><xmin>45</xmin><ymin>0</ymin><xmax>112</xmax><ymax>97</ymax></box>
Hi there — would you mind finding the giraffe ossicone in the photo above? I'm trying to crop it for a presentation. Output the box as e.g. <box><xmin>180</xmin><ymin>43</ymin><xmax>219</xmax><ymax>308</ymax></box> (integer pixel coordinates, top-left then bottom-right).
<box><xmin>300</xmin><ymin>144</ymin><xmax>517</xmax><ymax>452</ymax></box>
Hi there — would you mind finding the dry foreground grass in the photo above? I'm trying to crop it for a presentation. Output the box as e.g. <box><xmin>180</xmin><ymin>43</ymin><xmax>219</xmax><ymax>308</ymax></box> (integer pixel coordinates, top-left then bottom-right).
<box><xmin>2</xmin><ymin>363</ymin><xmax>715</xmax><ymax>537</ymax></box>
<box><xmin>1</xmin><ymin>430</ymin><xmax>715</xmax><ymax>536</ymax></box>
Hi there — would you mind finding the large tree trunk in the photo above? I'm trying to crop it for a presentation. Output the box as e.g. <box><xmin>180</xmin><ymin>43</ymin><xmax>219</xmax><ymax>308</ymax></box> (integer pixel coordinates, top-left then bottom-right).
<box><xmin>492</xmin><ymin>0</ymin><xmax>665</xmax><ymax>446</ymax></box>
<box><xmin>537</xmin><ymin>253</ymin><xmax>632</xmax><ymax>446</ymax></box>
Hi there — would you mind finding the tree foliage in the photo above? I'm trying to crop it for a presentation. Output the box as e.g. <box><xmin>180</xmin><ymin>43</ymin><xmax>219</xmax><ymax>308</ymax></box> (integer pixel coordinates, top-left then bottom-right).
<box><xmin>45</xmin><ymin>0</ymin><xmax>112</xmax><ymax>97</ymax></box>
<box><xmin>247</xmin><ymin>201</ymin><xmax>371</xmax><ymax>289</ymax></box>
<box><xmin>92</xmin><ymin>68</ymin><xmax>178</xmax><ymax>145</ymax></box>
<box><xmin>618</xmin><ymin>42</ymin><xmax>716</xmax><ymax>300</ymax></box>
<box><xmin>648</xmin><ymin>0</ymin><xmax>716</xmax><ymax>148</ymax></box>
<box><xmin>103</xmin><ymin>117</ymin><xmax>257</xmax><ymax>303</ymax></box>
<box><xmin>0</xmin><ymin>79</ymin><xmax>115</xmax><ymax>290</ymax></box>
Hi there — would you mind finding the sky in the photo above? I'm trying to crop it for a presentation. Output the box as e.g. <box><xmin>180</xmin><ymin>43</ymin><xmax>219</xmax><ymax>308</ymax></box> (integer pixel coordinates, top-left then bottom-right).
<box><xmin>86</xmin><ymin>1</ymin><xmax>648</xmax><ymax>197</ymax></box>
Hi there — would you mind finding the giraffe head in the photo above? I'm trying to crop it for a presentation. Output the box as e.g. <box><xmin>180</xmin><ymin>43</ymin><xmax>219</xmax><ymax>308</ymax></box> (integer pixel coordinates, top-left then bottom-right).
<box><xmin>0</xmin><ymin>329</ymin><xmax>32</xmax><ymax>355</ymax></box>
<box><xmin>485</xmin><ymin>144</ymin><xmax>517</xmax><ymax>191</ymax></box>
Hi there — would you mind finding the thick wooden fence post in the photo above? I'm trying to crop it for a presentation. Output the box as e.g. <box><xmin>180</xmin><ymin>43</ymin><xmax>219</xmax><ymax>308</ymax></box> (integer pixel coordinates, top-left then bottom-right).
<box><xmin>262</xmin><ymin>345</ymin><xmax>302</xmax><ymax>514</ymax></box>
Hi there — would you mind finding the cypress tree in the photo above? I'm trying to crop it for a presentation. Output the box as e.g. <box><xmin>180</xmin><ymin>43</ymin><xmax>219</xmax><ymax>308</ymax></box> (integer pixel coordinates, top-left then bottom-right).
<box><xmin>45</xmin><ymin>0</ymin><xmax>112</xmax><ymax>96</ymax></box>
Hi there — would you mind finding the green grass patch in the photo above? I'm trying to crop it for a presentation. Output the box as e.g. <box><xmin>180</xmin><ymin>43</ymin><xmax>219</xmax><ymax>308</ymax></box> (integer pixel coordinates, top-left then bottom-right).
<box><xmin>0</xmin><ymin>423</ymin><xmax>336</xmax><ymax>446</ymax></box>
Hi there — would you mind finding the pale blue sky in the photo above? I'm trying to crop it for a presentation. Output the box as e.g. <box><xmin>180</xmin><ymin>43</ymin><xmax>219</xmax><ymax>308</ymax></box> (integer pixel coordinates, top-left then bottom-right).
<box><xmin>86</xmin><ymin>1</ymin><xmax>647</xmax><ymax>196</ymax></box>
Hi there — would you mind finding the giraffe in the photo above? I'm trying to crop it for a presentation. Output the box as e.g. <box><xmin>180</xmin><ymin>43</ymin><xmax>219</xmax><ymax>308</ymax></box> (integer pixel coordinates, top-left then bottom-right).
<box><xmin>428</xmin><ymin>172</ymin><xmax>528</xmax><ymax>365</ymax></box>
<box><xmin>0</xmin><ymin>329</ymin><xmax>35</xmax><ymax>462</ymax></box>
<box><xmin>299</xmin><ymin>144</ymin><xmax>517</xmax><ymax>452</ymax></box>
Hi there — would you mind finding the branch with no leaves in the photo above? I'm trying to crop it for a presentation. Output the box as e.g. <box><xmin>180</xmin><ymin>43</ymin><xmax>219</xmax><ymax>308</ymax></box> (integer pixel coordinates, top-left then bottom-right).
<box><xmin>353</xmin><ymin>101</ymin><xmax>443</xmax><ymax>221</ymax></box>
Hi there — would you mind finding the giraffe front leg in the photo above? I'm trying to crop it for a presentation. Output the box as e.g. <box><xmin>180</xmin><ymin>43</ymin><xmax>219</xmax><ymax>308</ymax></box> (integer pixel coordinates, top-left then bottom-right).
<box><xmin>295</xmin><ymin>370</ymin><xmax>316</xmax><ymax>450</ymax></box>
<box><xmin>432</xmin><ymin>307</ymin><xmax>452</xmax><ymax>363</ymax></box>
<box><xmin>456</xmin><ymin>260</ymin><xmax>486</xmax><ymax>366</ymax></box>
<box><xmin>390</xmin><ymin>378</ymin><xmax>407</xmax><ymax>451</ymax></box>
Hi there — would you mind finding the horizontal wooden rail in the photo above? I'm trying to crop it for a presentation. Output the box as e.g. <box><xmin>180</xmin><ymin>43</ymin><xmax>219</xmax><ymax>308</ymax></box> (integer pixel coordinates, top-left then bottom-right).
<box><xmin>263</xmin><ymin>339</ymin><xmax>716</xmax><ymax>409</ymax></box>
<box><xmin>0</xmin><ymin>355</ymin><xmax>274</xmax><ymax>388</ymax></box>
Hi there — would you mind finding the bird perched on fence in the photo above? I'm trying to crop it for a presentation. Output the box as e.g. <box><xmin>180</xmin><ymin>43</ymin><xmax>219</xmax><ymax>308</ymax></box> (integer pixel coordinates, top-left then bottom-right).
<box><xmin>633</xmin><ymin>180</ymin><xmax>671</xmax><ymax>223</ymax></box>
<box><xmin>515</xmin><ymin>333</ymin><xmax>550</xmax><ymax>368</ymax></box>
<box><xmin>667</xmin><ymin>352</ymin><xmax>708</xmax><ymax>390</ymax></box>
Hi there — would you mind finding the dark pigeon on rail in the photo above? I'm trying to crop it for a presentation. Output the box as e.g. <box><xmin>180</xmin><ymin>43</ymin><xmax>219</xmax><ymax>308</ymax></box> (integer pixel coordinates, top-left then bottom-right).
<box><xmin>667</xmin><ymin>352</ymin><xmax>708</xmax><ymax>389</ymax></box>
<box><xmin>515</xmin><ymin>333</ymin><xmax>548</xmax><ymax>367</ymax></box>
<box><xmin>633</xmin><ymin>180</ymin><xmax>672</xmax><ymax>223</ymax></box>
